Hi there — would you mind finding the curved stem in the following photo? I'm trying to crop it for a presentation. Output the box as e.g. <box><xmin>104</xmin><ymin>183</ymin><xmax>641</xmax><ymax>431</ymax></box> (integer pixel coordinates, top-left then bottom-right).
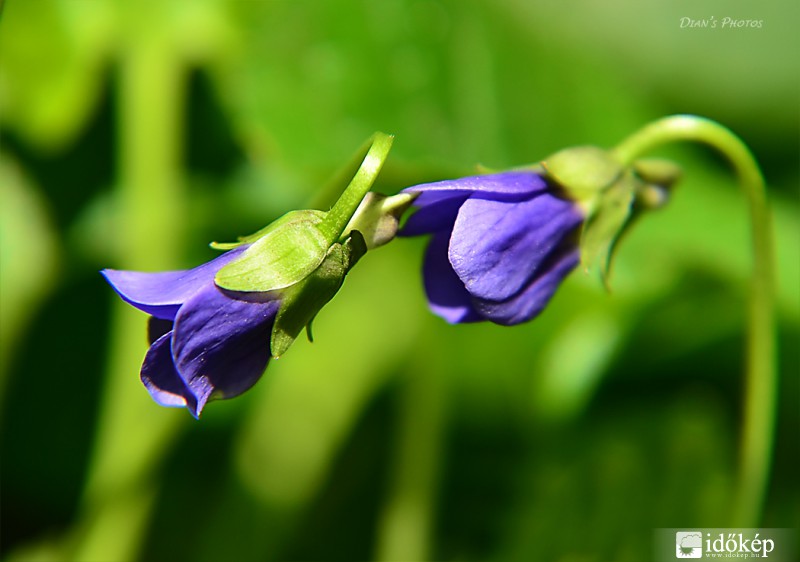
<box><xmin>614</xmin><ymin>115</ymin><xmax>776</xmax><ymax>527</ymax></box>
<box><xmin>318</xmin><ymin>132</ymin><xmax>394</xmax><ymax>242</ymax></box>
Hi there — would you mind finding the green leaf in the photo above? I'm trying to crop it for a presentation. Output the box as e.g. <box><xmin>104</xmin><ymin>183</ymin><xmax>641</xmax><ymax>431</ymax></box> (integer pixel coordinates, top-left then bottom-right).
<box><xmin>214</xmin><ymin>212</ymin><xmax>329</xmax><ymax>292</ymax></box>
<box><xmin>579</xmin><ymin>172</ymin><xmax>637</xmax><ymax>284</ymax></box>
<box><xmin>270</xmin><ymin>232</ymin><xmax>366</xmax><ymax>358</ymax></box>
<box><xmin>542</xmin><ymin>146</ymin><xmax>622</xmax><ymax>203</ymax></box>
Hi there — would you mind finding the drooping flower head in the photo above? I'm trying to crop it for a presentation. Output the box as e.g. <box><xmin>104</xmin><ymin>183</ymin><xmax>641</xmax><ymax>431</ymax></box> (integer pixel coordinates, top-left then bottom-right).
<box><xmin>401</xmin><ymin>147</ymin><xmax>678</xmax><ymax>326</ymax></box>
<box><xmin>102</xmin><ymin>247</ymin><xmax>278</xmax><ymax>418</ymax></box>
<box><xmin>401</xmin><ymin>171</ymin><xmax>583</xmax><ymax>325</ymax></box>
<box><xmin>101</xmin><ymin>133</ymin><xmax>408</xmax><ymax>417</ymax></box>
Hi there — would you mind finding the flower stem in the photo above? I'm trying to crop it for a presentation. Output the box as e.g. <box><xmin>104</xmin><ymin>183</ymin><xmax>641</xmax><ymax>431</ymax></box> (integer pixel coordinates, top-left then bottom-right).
<box><xmin>613</xmin><ymin>115</ymin><xmax>776</xmax><ymax>527</ymax></box>
<box><xmin>318</xmin><ymin>132</ymin><xmax>394</xmax><ymax>243</ymax></box>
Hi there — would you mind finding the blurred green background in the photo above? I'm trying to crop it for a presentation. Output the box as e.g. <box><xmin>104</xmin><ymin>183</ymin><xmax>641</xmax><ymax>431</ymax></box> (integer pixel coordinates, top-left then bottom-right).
<box><xmin>1</xmin><ymin>1</ymin><xmax>798</xmax><ymax>561</ymax></box>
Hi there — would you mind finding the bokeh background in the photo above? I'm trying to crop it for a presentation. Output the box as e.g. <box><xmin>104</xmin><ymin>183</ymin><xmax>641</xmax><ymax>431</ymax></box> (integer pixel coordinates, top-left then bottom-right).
<box><xmin>1</xmin><ymin>1</ymin><xmax>798</xmax><ymax>561</ymax></box>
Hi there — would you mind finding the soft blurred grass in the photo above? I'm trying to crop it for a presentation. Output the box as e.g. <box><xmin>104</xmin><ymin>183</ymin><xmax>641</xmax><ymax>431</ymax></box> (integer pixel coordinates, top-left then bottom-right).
<box><xmin>1</xmin><ymin>1</ymin><xmax>798</xmax><ymax>561</ymax></box>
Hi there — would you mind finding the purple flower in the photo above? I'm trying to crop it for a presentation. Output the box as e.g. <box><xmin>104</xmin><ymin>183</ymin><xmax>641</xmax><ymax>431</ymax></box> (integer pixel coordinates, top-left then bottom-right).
<box><xmin>101</xmin><ymin>247</ymin><xmax>279</xmax><ymax>418</ymax></box>
<box><xmin>401</xmin><ymin>171</ymin><xmax>584</xmax><ymax>325</ymax></box>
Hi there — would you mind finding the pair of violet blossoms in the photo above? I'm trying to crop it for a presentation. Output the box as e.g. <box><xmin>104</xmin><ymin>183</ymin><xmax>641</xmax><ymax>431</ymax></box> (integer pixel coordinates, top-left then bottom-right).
<box><xmin>103</xmin><ymin>133</ymin><xmax>679</xmax><ymax>417</ymax></box>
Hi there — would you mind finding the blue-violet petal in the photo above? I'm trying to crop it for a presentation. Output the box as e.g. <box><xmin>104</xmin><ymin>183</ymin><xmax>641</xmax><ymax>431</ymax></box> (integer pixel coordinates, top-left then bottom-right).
<box><xmin>400</xmin><ymin>194</ymin><xmax>470</xmax><ymax>236</ymax></box>
<box><xmin>472</xmin><ymin>245</ymin><xmax>580</xmax><ymax>325</ymax></box>
<box><xmin>422</xmin><ymin>231</ymin><xmax>482</xmax><ymax>324</ymax></box>
<box><xmin>170</xmin><ymin>283</ymin><xmax>280</xmax><ymax>417</ymax></box>
<box><xmin>405</xmin><ymin>171</ymin><xmax>548</xmax><ymax>206</ymax></box>
<box><xmin>140</xmin><ymin>332</ymin><xmax>194</xmax><ymax>409</ymax></box>
<box><xmin>101</xmin><ymin>247</ymin><xmax>246</xmax><ymax>320</ymax></box>
<box><xmin>448</xmin><ymin>192</ymin><xmax>583</xmax><ymax>302</ymax></box>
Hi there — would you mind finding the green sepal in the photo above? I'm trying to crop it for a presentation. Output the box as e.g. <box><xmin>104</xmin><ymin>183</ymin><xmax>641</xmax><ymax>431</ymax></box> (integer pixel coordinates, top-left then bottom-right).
<box><xmin>343</xmin><ymin>229</ymin><xmax>368</xmax><ymax>269</ymax></box>
<box><xmin>632</xmin><ymin>158</ymin><xmax>682</xmax><ymax>210</ymax></box>
<box><xmin>211</xmin><ymin>131</ymin><xmax>392</xmax><ymax>293</ymax></box>
<box><xmin>270</xmin><ymin>231</ymin><xmax>367</xmax><ymax>358</ymax></box>
<box><xmin>633</xmin><ymin>158</ymin><xmax>682</xmax><ymax>188</ymax></box>
<box><xmin>542</xmin><ymin>146</ymin><xmax>622</xmax><ymax>203</ymax></box>
<box><xmin>342</xmin><ymin>192</ymin><xmax>417</xmax><ymax>249</ymax></box>
<box><xmin>214</xmin><ymin>210</ymin><xmax>330</xmax><ymax>293</ymax></box>
<box><xmin>210</xmin><ymin>210</ymin><xmax>327</xmax><ymax>250</ymax></box>
<box><xmin>579</xmin><ymin>171</ymin><xmax>637</xmax><ymax>285</ymax></box>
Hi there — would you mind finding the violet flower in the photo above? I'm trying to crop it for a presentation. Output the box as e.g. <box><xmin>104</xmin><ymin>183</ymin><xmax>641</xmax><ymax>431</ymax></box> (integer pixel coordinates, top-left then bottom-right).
<box><xmin>101</xmin><ymin>247</ymin><xmax>279</xmax><ymax>418</ymax></box>
<box><xmin>401</xmin><ymin>171</ymin><xmax>584</xmax><ymax>325</ymax></box>
<box><xmin>99</xmin><ymin>132</ymin><xmax>400</xmax><ymax>418</ymax></box>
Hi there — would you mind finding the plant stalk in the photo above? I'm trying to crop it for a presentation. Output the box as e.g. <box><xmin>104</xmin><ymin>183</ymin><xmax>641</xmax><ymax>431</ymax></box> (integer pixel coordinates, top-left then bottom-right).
<box><xmin>614</xmin><ymin>115</ymin><xmax>776</xmax><ymax>527</ymax></box>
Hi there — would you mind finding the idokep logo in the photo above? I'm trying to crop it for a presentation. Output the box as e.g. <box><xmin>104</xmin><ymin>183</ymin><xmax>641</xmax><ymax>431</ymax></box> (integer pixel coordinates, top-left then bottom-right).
<box><xmin>657</xmin><ymin>528</ymin><xmax>792</xmax><ymax>561</ymax></box>
<box><xmin>675</xmin><ymin>531</ymin><xmax>703</xmax><ymax>558</ymax></box>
